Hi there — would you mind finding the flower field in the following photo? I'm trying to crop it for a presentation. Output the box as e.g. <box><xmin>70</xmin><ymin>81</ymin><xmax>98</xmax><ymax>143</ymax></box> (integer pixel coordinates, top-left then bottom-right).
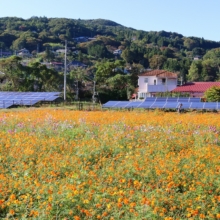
<box><xmin>0</xmin><ymin>109</ymin><xmax>220</xmax><ymax>219</ymax></box>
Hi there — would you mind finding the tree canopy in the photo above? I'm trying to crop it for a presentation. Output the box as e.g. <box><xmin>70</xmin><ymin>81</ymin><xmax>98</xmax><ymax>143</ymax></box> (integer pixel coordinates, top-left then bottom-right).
<box><xmin>0</xmin><ymin>16</ymin><xmax>220</xmax><ymax>101</ymax></box>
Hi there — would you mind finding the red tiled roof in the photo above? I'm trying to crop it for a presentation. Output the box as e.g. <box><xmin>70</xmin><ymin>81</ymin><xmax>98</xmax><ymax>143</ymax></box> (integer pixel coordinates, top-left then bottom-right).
<box><xmin>172</xmin><ymin>82</ymin><xmax>220</xmax><ymax>93</ymax></box>
<box><xmin>139</xmin><ymin>70</ymin><xmax>177</xmax><ymax>78</ymax></box>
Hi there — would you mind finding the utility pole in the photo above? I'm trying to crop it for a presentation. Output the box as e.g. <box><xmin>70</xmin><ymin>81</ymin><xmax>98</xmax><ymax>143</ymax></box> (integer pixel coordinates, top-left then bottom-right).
<box><xmin>76</xmin><ymin>80</ymin><xmax>79</xmax><ymax>100</ymax></box>
<box><xmin>64</xmin><ymin>40</ymin><xmax>67</xmax><ymax>101</ymax></box>
<box><xmin>180</xmin><ymin>76</ymin><xmax>183</xmax><ymax>86</ymax></box>
<box><xmin>37</xmin><ymin>44</ymin><xmax>39</xmax><ymax>54</ymax></box>
<box><xmin>92</xmin><ymin>80</ymin><xmax>96</xmax><ymax>103</ymax></box>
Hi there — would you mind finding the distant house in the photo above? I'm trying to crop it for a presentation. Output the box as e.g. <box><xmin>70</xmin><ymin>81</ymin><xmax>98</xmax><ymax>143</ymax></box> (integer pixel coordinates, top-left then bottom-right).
<box><xmin>193</xmin><ymin>55</ymin><xmax>202</xmax><ymax>60</ymax></box>
<box><xmin>172</xmin><ymin>82</ymin><xmax>220</xmax><ymax>97</ymax></box>
<box><xmin>73</xmin><ymin>36</ymin><xmax>96</xmax><ymax>43</ymax></box>
<box><xmin>68</xmin><ymin>61</ymin><xmax>87</xmax><ymax>69</ymax></box>
<box><xmin>113</xmin><ymin>49</ymin><xmax>122</xmax><ymax>55</ymax></box>
<box><xmin>73</xmin><ymin>50</ymin><xmax>79</xmax><ymax>55</ymax></box>
<box><xmin>0</xmin><ymin>51</ymin><xmax>12</xmax><ymax>57</ymax></box>
<box><xmin>138</xmin><ymin>69</ymin><xmax>178</xmax><ymax>99</ymax></box>
<box><xmin>55</xmin><ymin>49</ymin><xmax>70</xmax><ymax>54</ymax></box>
<box><xmin>17</xmin><ymin>48</ymin><xmax>32</xmax><ymax>57</ymax></box>
<box><xmin>40</xmin><ymin>62</ymin><xmax>52</xmax><ymax>69</ymax></box>
<box><xmin>114</xmin><ymin>67</ymin><xmax>130</xmax><ymax>74</ymax></box>
<box><xmin>50</xmin><ymin>62</ymin><xmax>63</xmax><ymax>71</ymax></box>
<box><xmin>39</xmin><ymin>62</ymin><xmax>64</xmax><ymax>71</ymax></box>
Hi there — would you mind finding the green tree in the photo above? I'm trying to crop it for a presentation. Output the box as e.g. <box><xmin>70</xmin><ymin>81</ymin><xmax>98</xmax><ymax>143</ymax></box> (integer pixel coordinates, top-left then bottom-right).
<box><xmin>163</xmin><ymin>58</ymin><xmax>180</xmax><ymax>72</ymax></box>
<box><xmin>0</xmin><ymin>56</ymin><xmax>24</xmax><ymax>90</ymax></box>
<box><xmin>68</xmin><ymin>67</ymin><xmax>90</xmax><ymax>100</ymax></box>
<box><xmin>43</xmin><ymin>47</ymin><xmax>55</xmax><ymax>62</ymax></box>
<box><xmin>187</xmin><ymin>60</ymin><xmax>202</xmax><ymax>81</ymax></box>
<box><xmin>87</xmin><ymin>44</ymin><xmax>109</xmax><ymax>58</ymax></box>
<box><xmin>149</xmin><ymin>55</ymin><xmax>167</xmax><ymax>69</ymax></box>
<box><xmin>204</xmin><ymin>86</ymin><xmax>220</xmax><ymax>102</ymax></box>
<box><xmin>183</xmin><ymin>38</ymin><xmax>199</xmax><ymax>50</ymax></box>
<box><xmin>121</xmin><ymin>48</ymin><xmax>135</xmax><ymax>63</ymax></box>
<box><xmin>95</xmin><ymin>60</ymin><xmax>118</xmax><ymax>83</ymax></box>
<box><xmin>201</xmin><ymin>59</ymin><xmax>218</xmax><ymax>81</ymax></box>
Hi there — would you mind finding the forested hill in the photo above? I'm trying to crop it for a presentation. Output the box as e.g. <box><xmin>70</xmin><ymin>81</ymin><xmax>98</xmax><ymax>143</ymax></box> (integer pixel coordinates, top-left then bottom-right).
<box><xmin>1</xmin><ymin>16</ymin><xmax>220</xmax><ymax>52</ymax></box>
<box><xmin>1</xmin><ymin>16</ymin><xmax>220</xmax><ymax>84</ymax></box>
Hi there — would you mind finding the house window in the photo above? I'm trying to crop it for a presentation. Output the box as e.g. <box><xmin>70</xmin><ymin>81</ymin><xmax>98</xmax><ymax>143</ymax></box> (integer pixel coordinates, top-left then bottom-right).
<box><xmin>144</xmin><ymin>78</ymin><xmax>148</xmax><ymax>83</ymax></box>
<box><xmin>154</xmin><ymin>79</ymin><xmax>156</xmax><ymax>85</ymax></box>
<box><xmin>162</xmin><ymin>78</ymin><xmax>166</xmax><ymax>85</ymax></box>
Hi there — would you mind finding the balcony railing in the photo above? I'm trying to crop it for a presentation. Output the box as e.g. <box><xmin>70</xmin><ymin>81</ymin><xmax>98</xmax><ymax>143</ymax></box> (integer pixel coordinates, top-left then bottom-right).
<box><xmin>139</xmin><ymin>84</ymin><xmax>177</xmax><ymax>93</ymax></box>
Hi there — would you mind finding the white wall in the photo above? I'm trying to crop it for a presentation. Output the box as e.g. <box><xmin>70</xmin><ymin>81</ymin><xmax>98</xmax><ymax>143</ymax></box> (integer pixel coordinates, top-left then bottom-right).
<box><xmin>138</xmin><ymin>75</ymin><xmax>177</xmax><ymax>93</ymax></box>
<box><xmin>138</xmin><ymin>76</ymin><xmax>157</xmax><ymax>92</ymax></box>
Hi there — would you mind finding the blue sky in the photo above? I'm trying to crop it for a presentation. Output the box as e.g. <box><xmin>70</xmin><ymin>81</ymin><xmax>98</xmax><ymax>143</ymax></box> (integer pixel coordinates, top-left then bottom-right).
<box><xmin>1</xmin><ymin>0</ymin><xmax>220</xmax><ymax>41</ymax></box>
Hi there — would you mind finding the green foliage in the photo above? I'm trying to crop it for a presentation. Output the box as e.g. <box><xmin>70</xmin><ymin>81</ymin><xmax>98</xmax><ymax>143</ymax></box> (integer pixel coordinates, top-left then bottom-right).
<box><xmin>43</xmin><ymin>47</ymin><xmax>55</xmax><ymax>62</ymax></box>
<box><xmin>121</xmin><ymin>48</ymin><xmax>135</xmax><ymax>63</ymax></box>
<box><xmin>87</xmin><ymin>43</ymin><xmax>109</xmax><ymax>58</ymax></box>
<box><xmin>0</xmin><ymin>57</ymin><xmax>61</xmax><ymax>91</ymax></box>
<box><xmin>149</xmin><ymin>55</ymin><xmax>167</xmax><ymax>69</ymax></box>
<box><xmin>1</xmin><ymin>16</ymin><xmax>220</xmax><ymax>99</ymax></box>
<box><xmin>188</xmin><ymin>60</ymin><xmax>203</xmax><ymax>81</ymax></box>
<box><xmin>204</xmin><ymin>86</ymin><xmax>220</xmax><ymax>102</ymax></box>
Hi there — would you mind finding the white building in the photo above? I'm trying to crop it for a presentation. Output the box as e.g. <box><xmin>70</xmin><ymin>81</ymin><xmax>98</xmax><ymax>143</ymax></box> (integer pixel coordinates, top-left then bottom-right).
<box><xmin>113</xmin><ymin>49</ymin><xmax>122</xmax><ymax>55</ymax></box>
<box><xmin>17</xmin><ymin>48</ymin><xmax>32</xmax><ymax>57</ymax></box>
<box><xmin>138</xmin><ymin>70</ymin><xmax>178</xmax><ymax>99</ymax></box>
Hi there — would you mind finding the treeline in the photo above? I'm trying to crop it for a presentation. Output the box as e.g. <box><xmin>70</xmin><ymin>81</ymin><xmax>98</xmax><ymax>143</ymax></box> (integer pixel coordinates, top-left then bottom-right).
<box><xmin>0</xmin><ymin>17</ymin><xmax>220</xmax><ymax>101</ymax></box>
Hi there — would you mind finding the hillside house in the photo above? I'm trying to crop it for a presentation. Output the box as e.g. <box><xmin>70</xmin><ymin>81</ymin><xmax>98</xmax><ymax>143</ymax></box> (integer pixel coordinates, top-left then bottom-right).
<box><xmin>17</xmin><ymin>48</ymin><xmax>32</xmax><ymax>57</ymax></box>
<box><xmin>172</xmin><ymin>82</ymin><xmax>220</xmax><ymax>97</ymax></box>
<box><xmin>68</xmin><ymin>61</ymin><xmax>87</xmax><ymax>69</ymax></box>
<box><xmin>193</xmin><ymin>55</ymin><xmax>202</xmax><ymax>60</ymax></box>
<box><xmin>55</xmin><ymin>48</ymin><xmax>71</xmax><ymax>54</ymax></box>
<box><xmin>73</xmin><ymin>37</ymin><xmax>96</xmax><ymax>43</ymax></box>
<box><xmin>113</xmin><ymin>49</ymin><xmax>122</xmax><ymax>55</ymax></box>
<box><xmin>137</xmin><ymin>70</ymin><xmax>178</xmax><ymax>99</ymax></box>
<box><xmin>0</xmin><ymin>51</ymin><xmax>12</xmax><ymax>57</ymax></box>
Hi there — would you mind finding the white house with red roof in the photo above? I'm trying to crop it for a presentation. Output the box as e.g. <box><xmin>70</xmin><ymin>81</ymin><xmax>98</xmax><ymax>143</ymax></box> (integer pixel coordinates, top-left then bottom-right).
<box><xmin>172</xmin><ymin>82</ymin><xmax>220</xmax><ymax>97</ymax></box>
<box><xmin>137</xmin><ymin>70</ymin><xmax>178</xmax><ymax>99</ymax></box>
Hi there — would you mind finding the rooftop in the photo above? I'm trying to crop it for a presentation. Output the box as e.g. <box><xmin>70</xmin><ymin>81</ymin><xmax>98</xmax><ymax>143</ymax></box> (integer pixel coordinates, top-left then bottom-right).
<box><xmin>172</xmin><ymin>82</ymin><xmax>220</xmax><ymax>93</ymax></box>
<box><xmin>139</xmin><ymin>70</ymin><xmax>178</xmax><ymax>78</ymax></box>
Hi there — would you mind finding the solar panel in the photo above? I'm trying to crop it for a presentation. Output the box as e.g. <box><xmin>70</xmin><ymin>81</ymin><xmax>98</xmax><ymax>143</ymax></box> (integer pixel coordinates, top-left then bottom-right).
<box><xmin>164</xmin><ymin>102</ymin><xmax>179</xmax><ymax>109</ymax></box>
<box><xmin>102</xmin><ymin>100</ymin><xmax>220</xmax><ymax>111</ymax></box>
<box><xmin>115</xmin><ymin>101</ymin><xmax>132</xmax><ymax>108</ymax></box>
<box><xmin>204</xmin><ymin>102</ymin><xmax>218</xmax><ymax>110</ymax></box>
<box><xmin>179</xmin><ymin>102</ymin><xmax>192</xmax><ymax>109</ymax></box>
<box><xmin>0</xmin><ymin>92</ymin><xmax>61</xmax><ymax>108</ymax></box>
<box><xmin>0</xmin><ymin>91</ymin><xmax>60</xmax><ymax>95</ymax></box>
<box><xmin>138</xmin><ymin>102</ymin><xmax>155</xmax><ymax>108</ymax></box>
<box><xmin>0</xmin><ymin>101</ymin><xmax>14</xmax><ymax>108</ymax></box>
<box><xmin>151</xmin><ymin>102</ymin><xmax>167</xmax><ymax>108</ymax></box>
<box><xmin>144</xmin><ymin>97</ymin><xmax>157</xmax><ymax>102</ymax></box>
<box><xmin>189</xmin><ymin>102</ymin><xmax>204</xmax><ymax>109</ymax></box>
<box><xmin>43</xmin><ymin>96</ymin><xmax>60</xmax><ymax>101</ymax></box>
<box><xmin>155</xmin><ymin>98</ymin><xmax>167</xmax><ymax>102</ymax></box>
<box><xmin>102</xmin><ymin>101</ymin><xmax>121</xmax><ymax>108</ymax></box>
<box><xmin>167</xmin><ymin>98</ymin><xmax>179</xmax><ymax>102</ymax></box>
<box><xmin>124</xmin><ymin>101</ymin><xmax>143</xmax><ymax>108</ymax></box>
<box><xmin>178</xmin><ymin>98</ymin><xmax>190</xmax><ymax>102</ymax></box>
<box><xmin>189</xmin><ymin>98</ymin><xmax>201</xmax><ymax>102</ymax></box>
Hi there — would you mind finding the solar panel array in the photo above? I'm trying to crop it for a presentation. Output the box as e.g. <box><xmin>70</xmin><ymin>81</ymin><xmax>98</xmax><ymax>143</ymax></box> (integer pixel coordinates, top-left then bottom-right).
<box><xmin>0</xmin><ymin>92</ymin><xmax>61</xmax><ymax>109</ymax></box>
<box><xmin>102</xmin><ymin>97</ymin><xmax>219</xmax><ymax>111</ymax></box>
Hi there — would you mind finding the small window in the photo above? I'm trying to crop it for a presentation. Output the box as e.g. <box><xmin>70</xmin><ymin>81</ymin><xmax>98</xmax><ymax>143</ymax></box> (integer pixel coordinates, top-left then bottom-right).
<box><xmin>154</xmin><ymin>79</ymin><xmax>156</xmax><ymax>85</ymax></box>
<box><xmin>162</xmin><ymin>78</ymin><xmax>166</xmax><ymax>85</ymax></box>
<box><xmin>144</xmin><ymin>78</ymin><xmax>148</xmax><ymax>83</ymax></box>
